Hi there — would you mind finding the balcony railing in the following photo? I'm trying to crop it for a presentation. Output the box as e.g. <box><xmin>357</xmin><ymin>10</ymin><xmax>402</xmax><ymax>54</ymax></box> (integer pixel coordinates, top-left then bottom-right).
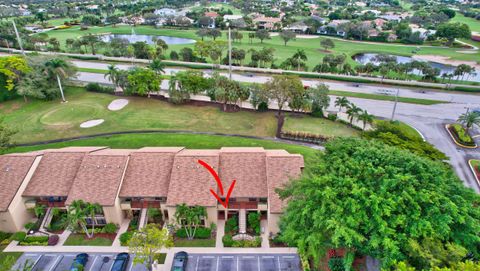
<box><xmin>228</xmin><ymin>202</ymin><xmax>258</xmax><ymax>209</ymax></box>
<box><xmin>131</xmin><ymin>200</ymin><xmax>161</xmax><ymax>209</ymax></box>
<box><xmin>37</xmin><ymin>200</ymin><xmax>65</xmax><ymax>208</ymax></box>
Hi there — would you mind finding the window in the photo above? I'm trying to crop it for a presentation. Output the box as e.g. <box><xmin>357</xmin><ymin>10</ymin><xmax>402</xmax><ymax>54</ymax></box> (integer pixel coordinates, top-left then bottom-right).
<box><xmin>249</xmin><ymin>198</ymin><xmax>258</xmax><ymax>202</ymax></box>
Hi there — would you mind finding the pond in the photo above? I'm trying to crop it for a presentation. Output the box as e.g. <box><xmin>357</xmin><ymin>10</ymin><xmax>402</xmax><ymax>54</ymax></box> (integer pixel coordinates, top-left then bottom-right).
<box><xmin>352</xmin><ymin>53</ymin><xmax>480</xmax><ymax>82</ymax></box>
<box><xmin>100</xmin><ymin>34</ymin><xmax>196</xmax><ymax>45</ymax></box>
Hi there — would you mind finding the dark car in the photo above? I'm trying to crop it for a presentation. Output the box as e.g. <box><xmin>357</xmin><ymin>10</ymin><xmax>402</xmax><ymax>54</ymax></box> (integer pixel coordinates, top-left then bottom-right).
<box><xmin>171</xmin><ymin>251</ymin><xmax>188</xmax><ymax>271</ymax></box>
<box><xmin>70</xmin><ymin>253</ymin><xmax>88</xmax><ymax>271</ymax></box>
<box><xmin>111</xmin><ymin>253</ymin><xmax>130</xmax><ymax>271</ymax></box>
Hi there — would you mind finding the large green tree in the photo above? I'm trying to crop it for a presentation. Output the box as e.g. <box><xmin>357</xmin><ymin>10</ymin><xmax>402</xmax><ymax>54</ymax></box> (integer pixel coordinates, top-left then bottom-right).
<box><xmin>0</xmin><ymin>116</ymin><xmax>15</xmax><ymax>154</ymax></box>
<box><xmin>278</xmin><ymin>138</ymin><xmax>480</xmax><ymax>269</ymax></box>
<box><xmin>129</xmin><ymin>224</ymin><xmax>173</xmax><ymax>271</ymax></box>
<box><xmin>127</xmin><ymin>68</ymin><xmax>161</xmax><ymax>97</ymax></box>
<box><xmin>436</xmin><ymin>22</ymin><xmax>471</xmax><ymax>46</ymax></box>
<box><xmin>207</xmin><ymin>73</ymin><xmax>250</xmax><ymax>111</ymax></box>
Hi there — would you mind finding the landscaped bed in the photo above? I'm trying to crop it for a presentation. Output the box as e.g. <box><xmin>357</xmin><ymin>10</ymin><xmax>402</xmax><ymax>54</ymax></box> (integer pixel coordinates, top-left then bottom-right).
<box><xmin>469</xmin><ymin>160</ymin><xmax>480</xmax><ymax>183</ymax></box>
<box><xmin>174</xmin><ymin>225</ymin><xmax>216</xmax><ymax>247</ymax></box>
<box><xmin>447</xmin><ymin>124</ymin><xmax>477</xmax><ymax>147</ymax></box>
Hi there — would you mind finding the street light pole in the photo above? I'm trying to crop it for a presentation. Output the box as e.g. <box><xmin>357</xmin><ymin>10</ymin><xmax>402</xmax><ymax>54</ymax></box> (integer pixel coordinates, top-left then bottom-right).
<box><xmin>12</xmin><ymin>20</ymin><xmax>25</xmax><ymax>56</ymax></box>
<box><xmin>390</xmin><ymin>88</ymin><xmax>400</xmax><ymax>121</ymax></box>
<box><xmin>228</xmin><ymin>25</ymin><xmax>232</xmax><ymax>80</ymax></box>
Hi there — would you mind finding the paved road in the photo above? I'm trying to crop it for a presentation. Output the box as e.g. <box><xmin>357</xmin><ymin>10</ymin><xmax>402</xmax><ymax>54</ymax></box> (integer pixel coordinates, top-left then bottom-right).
<box><xmin>14</xmin><ymin>252</ymin><xmax>148</xmax><ymax>271</ymax></box>
<box><xmin>183</xmin><ymin>253</ymin><xmax>301</xmax><ymax>271</ymax></box>
<box><xmin>74</xmin><ymin>67</ymin><xmax>480</xmax><ymax>192</ymax></box>
<box><xmin>72</xmin><ymin>60</ymin><xmax>480</xmax><ymax>103</ymax></box>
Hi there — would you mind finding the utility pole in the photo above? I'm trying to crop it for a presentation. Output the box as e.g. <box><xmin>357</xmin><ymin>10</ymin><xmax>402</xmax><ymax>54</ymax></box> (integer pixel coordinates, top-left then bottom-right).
<box><xmin>12</xmin><ymin>20</ymin><xmax>25</xmax><ymax>56</ymax></box>
<box><xmin>228</xmin><ymin>24</ymin><xmax>232</xmax><ymax>80</ymax></box>
<box><xmin>390</xmin><ymin>89</ymin><xmax>400</xmax><ymax>121</ymax></box>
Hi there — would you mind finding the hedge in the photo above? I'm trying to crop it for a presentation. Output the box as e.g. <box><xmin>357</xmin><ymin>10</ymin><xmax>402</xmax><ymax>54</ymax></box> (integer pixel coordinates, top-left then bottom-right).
<box><xmin>176</xmin><ymin>227</ymin><xmax>211</xmax><ymax>239</ymax></box>
<box><xmin>85</xmin><ymin>83</ymin><xmax>115</xmax><ymax>94</ymax></box>
<box><xmin>68</xmin><ymin>55</ymin><xmax>100</xmax><ymax>61</ymax></box>
<box><xmin>10</xmin><ymin>231</ymin><xmax>26</xmax><ymax>242</ymax></box>
<box><xmin>222</xmin><ymin>234</ymin><xmax>262</xmax><ymax>247</ymax></box>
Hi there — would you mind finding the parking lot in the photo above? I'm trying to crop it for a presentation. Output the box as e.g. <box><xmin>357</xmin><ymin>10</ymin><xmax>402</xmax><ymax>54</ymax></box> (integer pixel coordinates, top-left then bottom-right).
<box><xmin>13</xmin><ymin>252</ymin><xmax>148</xmax><ymax>271</ymax></box>
<box><xmin>184</xmin><ymin>254</ymin><xmax>301</xmax><ymax>271</ymax></box>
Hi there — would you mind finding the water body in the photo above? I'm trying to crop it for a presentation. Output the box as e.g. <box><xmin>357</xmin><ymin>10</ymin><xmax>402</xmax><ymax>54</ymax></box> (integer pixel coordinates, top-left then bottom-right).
<box><xmin>100</xmin><ymin>34</ymin><xmax>196</xmax><ymax>45</ymax></box>
<box><xmin>353</xmin><ymin>53</ymin><xmax>479</xmax><ymax>82</ymax></box>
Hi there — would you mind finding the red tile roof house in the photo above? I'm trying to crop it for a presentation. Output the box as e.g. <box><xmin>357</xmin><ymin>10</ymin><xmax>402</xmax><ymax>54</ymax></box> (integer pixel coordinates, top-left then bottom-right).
<box><xmin>0</xmin><ymin>147</ymin><xmax>303</xmax><ymax>237</ymax></box>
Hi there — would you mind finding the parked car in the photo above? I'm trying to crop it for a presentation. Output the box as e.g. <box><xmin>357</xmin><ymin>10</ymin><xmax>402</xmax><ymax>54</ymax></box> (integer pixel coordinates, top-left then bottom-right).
<box><xmin>171</xmin><ymin>251</ymin><xmax>188</xmax><ymax>271</ymax></box>
<box><xmin>70</xmin><ymin>253</ymin><xmax>88</xmax><ymax>271</ymax></box>
<box><xmin>111</xmin><ymin>253</ymin><xmax>130</xmax><ymax>271</ymax></box>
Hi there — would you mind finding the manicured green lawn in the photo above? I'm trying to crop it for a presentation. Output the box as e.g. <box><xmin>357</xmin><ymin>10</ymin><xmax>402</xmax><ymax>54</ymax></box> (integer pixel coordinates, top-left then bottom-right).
<box><xmin>0</xmin><ymin>86</ymin><xmax>359</xmax><ymax>144</ymax></box>
<box><xmin>0</xmin><ymin>86</ymin><xmax>277</xmax><ymax>143</ymax></box>
<box><xmin>283</xmin><ymin>114</ymin><xmax>360</xmax><ymax>137</ymax></box>
<box><xmin>329</xmin><ymin>90</ymin><xmax>446</xmax><ymax>105</ymax></box>
<box><xmin>41</xmin><ymin>25</ymin><xmax>480</xmax><ymax>69</ymax></box>
<box><xmin>63</xmin><ymin>234</ymin><xmax>113</xmax><ymax>246</ymax></box>
<box><xmin>451</xmin><ymin>14</ymin><xmax>480</xmax><ymax>33</ymax></box>
<box><xmin>174</xmin><ymin>238</ymin><xmax>216</xmax><ymax>247</ymax></box>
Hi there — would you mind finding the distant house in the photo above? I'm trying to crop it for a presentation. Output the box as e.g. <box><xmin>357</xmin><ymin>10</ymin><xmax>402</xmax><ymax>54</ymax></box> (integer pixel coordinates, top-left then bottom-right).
<box><xmin>204</xmin><ymin>11</ymin><xmax>220</xmax><ymax>19</ymax></box>
<box><xmin>284</xmin><ymin>22</ymin><xmax>309</xmax><ymax>33</ymax></box>
<box><xmin>154</xmin><ymin>8</ymin><xmax>176</xmax><ymax>17</ymax></box>
<box><xmin>224</xmin><ymin>15</ymin><xmax>243</xmax><ymax>21</ymax></box>
<box><xmin>253</xmin><ymin>16</ymin><xmax>282</xmax><ymax>30</ymax></box>
<box><xmin>411</xmin><ymin>27</ymin><xmax>436</xmax><ymax>40</ymax></box>
<box><xmin>373</xmin><ymin>18</ymin><xmax>387</xmax><ymax>29</ymax></box>
<box><xmin>387</xmin><ymin>33</ymin><xmax>398</xmax><ymax>41</ymax></box>
<box><xmin>368</xmin><ymin>29</ymin><xmax>379</xmax><ymax>38</ymax></box>
<box><xmin>360</xmin><ymin>9</ymin><xmax>382</xmax><ymax>16</ymax></box>
<box><xmin>311</xmin><ymin>15</ymin><xmax>327</xmax><ymax>24</ymax></box>
<box><xmin>379</xmin><ymin>12</ymin><xmax>410</xmax><ymax>22</ymax></box>
<box><xmin>85</xmin><ymin>5</ymin><xmax>99</xmax><ymax>10</ymax></box>
<box><xmin>317</xmin><ymin>20</ymin><xmax>350</xmax><ymax>37</ymax></box>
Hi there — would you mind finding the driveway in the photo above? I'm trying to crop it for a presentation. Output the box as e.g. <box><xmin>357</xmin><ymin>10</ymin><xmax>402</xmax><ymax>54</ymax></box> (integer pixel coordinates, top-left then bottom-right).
<box><xmin>182</xmin><ymin>253</ymin><xmax>301</xmax><ymax>271</ymax></box>
<box><xmin>14</xmin><ymin>252</ymin><xmax>148</xmax><ymax>271</ymax></box>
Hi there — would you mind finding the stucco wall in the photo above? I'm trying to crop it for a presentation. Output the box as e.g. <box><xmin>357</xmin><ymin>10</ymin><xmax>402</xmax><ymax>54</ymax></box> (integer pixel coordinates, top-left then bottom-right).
<box><xmin>268</xmin><ymin>213</ymin><xmax>281</xmax><ymax>234</ymax></box>
<box><xmin>0</xmin><ymin>156</ymin><xmax>41</xmax><ymax>232</ymax></box>
<box><xmin>103</xmin><ymin>199</ymin><xmax>124</xmax><ymax>226</ymax></box>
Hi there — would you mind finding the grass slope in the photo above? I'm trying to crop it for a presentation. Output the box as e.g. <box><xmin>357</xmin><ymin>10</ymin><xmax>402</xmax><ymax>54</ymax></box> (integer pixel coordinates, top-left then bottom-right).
<box><xmin>451</xmin><ymin>14</ymin><xmax>480</xmax><ymax>33</ymax></box>
<box><xmin>63</xmin><ymin>234</ymin><xmax>114</xmax><ymax>246</ymax></box>
<box><xmin>0</xmin><ymin>87</ymin><xmax>357</xmax><ymax>143</ymax></box>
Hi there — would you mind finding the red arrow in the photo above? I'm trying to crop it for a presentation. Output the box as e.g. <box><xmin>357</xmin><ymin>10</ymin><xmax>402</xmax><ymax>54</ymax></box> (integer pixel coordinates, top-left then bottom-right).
<box><xmin>198</xmin><ymin>159</ymin><xmax>236</xmax><ymax>208</ymax></box>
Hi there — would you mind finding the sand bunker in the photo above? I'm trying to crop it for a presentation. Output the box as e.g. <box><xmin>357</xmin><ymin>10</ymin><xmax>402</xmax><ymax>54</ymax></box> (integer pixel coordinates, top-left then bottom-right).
<box><xmin>80</xmin><ymin>119</ymin><xmax>104</xmax><ymax>128</ymax></box>
<box><xmin>108</xmin><ymin>99</ymin><xmax>129</xmax><ymax>111</ymax></box>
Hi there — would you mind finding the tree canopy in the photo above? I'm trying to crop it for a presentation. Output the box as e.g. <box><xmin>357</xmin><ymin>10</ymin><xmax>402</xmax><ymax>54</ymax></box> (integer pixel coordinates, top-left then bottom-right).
<box><xmin>278</xmin><ymin>138</ymin><xmax>480</xmax><ymax>270</ymax></box>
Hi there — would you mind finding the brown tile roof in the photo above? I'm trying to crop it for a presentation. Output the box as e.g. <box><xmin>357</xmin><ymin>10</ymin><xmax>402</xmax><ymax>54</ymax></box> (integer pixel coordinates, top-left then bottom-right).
<box><xmin>219</xmin><ymin>148</ymin><xmax>267</xmax><ymax>198</ymax></box>
<box><xmin>0</xmin><ymin>155</ymin><xmax>36</xmax><ymax>211</ymax></box>
<box><xmin>166</xmin><ymin>150</ymin><xmax>219</xmax><ymax>207</ymax></box>
<box><xmin>66</xmin><ymin>155</ymin><xmax>128</xmax><ymax>206</ymax></box>
<box><xmin>119</xmin><ymin>150</ymin><xmax>181</xmax><ymax>198</ymax></box>
<box><xmin>23</xmin><ymin>152</ymin><xmax>86</xmax><ymax>197</ymax></box>
<box><xmin>204</xmin><ymin>11</ymin><xmax>219</xmax><ymax>18</ymax></box>
<box><xmin>266</xmin><ymin>152</ymin><xmax>304</xmax><ymax>213</ymax></box>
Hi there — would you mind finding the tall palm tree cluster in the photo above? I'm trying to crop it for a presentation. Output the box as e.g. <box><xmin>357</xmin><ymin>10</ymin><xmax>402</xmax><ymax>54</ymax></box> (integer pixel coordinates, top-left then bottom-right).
<box><xmin>335</xmin><ymin>96</ymin><xmax>374</xmax><ymax>130</ymax></box>
<box><xmin>64</xmin><ymin>200</ymin><xmax>102</xmax><ymax>238</ymax></box>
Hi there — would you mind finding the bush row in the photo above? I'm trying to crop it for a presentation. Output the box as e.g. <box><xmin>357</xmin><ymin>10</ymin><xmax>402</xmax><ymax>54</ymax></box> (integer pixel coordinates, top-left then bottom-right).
<box><xmin>281</xmin><ymin>131</ymin><xmax>333</xmax><ymax>143</ymax></box>
<box><xmin>222</xmin><ymin>234</ymin><xmax>262</xmax><ymax>247</ymax></box>
<box><xmin>176</xmin><ymin>227</ymin><xmax>211</xmax><ymax>239</ymax></box>
<box><xmin>120</xmin><ymin>231</ymin><xmax>134</xmax><ymax>246</ymax></box>
<box><xmin>85</xmin><ymin>83</ymin><xmax>115</xmax><ymax>94</ymax></box>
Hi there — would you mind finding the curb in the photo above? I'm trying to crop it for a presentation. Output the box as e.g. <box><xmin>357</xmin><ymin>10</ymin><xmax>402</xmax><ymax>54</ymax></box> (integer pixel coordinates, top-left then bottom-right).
<box><xmin>468</xmin><ymin>159</ymin><xmax>480</xmax><ymax>187</ymax></box>
<box><xmin>444</xmin><ymin>124</ymin><xmax>478</xmax><ymax>149</ymax></box>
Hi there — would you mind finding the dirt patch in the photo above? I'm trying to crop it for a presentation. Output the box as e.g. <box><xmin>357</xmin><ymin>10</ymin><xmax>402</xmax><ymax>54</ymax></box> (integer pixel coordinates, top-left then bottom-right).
<box><xmin>413</xmin><ymin>55</ymin><xmax>480</xmax><ymax>69</ymax></box>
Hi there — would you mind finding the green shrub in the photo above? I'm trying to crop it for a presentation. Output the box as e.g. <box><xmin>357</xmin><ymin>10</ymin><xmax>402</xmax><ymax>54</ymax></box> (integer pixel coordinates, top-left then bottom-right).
<box><xmin>451</xmin><ymin>124</ymin><xmax>475</xmax><ymax>145</ymax></box>
<box><xmin>102</xmin><ymin>223</ymin><xmax>117</xmax><ymax>234</ymax></box>
<box><xmin>69</xmin><ymin>55</ymin><xmax>99</xmax><ymax>61</ymax></box>
<box><xmin>19</xmin><ymin>241</ymin><xmax>48</xmax><ymax>246</ymax></box>
<box><xmin>222</xmin><ymin>234</ymin><xmax>234</xmax><ymax>247</ymax></box>
<box><xmin>328</xmin><ymin>257</ymin><xmax>345</xmax><ymax>271</ymax></box>
<box><xmin>327</xmin><ymin>113</ymin><xmax>338</xmax><ymax>121</ymax></box>
<box><xmin>24</xmin><ymin>222</ymin><xmax>36</xmax><ymax>231</ymax></box>
<box><xmin>176</xmin><ymin>227</ymin><xmax>211</xmax><ymax>239</ymax></box>
<box><xmin>0</xmin><ymin>231</ymin><xmax>12</xmax><ymax>243</ymax></box>
<box><xmin>247</xmin><ymin>212</ymin><xmax>261</xmax><ymax>235</ymax></box>
<box><xmin>10</xmin><ymin>231</ymin><xmax>26</xmax><ymax>242</ymax></box>
<box><xmin>23</xmin><ymin>236</ymin><xmax>49</xmax><ymax>243</ymax></box>
<box><xmin>120</xmin><ymin>231</ymin><xmax>133</xmax><ymax>246</ymax></box>
<box><xmin>225</xmin><ymin>216</ymin><xmax>238</xmax><ymax>234</ymax></box>
<box><xmin>85</xmin><ymin>83</ymin><xmax>114</xmax><ymax>94</ymax></box>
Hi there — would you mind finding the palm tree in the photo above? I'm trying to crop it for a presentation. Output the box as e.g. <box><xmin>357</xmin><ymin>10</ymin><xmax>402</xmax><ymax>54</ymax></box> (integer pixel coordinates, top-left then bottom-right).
<box><xmin>334</xmin><ymin>96</ymin><xmax>350</xmax><ymax>112</ymax></box>
<box><xmin>104</xmin><ymin>64</ymin><xmax>119</xmax><ymax>86</ymax></box>
<box><xmin>358</xmin><ymin>110</ymin><xmax>374</xmax><ymax>131</ymax></box>
<box><xmin>346</xmin><ymin>104</ymin><xmax>362</xmax><ymax>126</ymax></box>
<box><xmin>292</xmin><ymin>49</ymin><xmax>307</xmax><ymax>71</ymax></box>
<box><xmin>44</xmin><ymin>58</ymin><xmax>76</xmax><ymax>102</ymax></box>
<box><xmin>85</xmin><ymin>203</ymin><xmax>102</xmax><ymax>238</ymax></box>
<box><xmin>148</xmin><ymin>59</ymin><xmax>165</xmax><ymax>75</ymax></box>
<box><xmin>64</xmin><ymin>200</ymin><xmax>92</xmax><ymax>238</ymax></box>
<box><xmin>458</xmin><ymin>111</ymin><xmax>480</xmax><ymax>133</ymax></box>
